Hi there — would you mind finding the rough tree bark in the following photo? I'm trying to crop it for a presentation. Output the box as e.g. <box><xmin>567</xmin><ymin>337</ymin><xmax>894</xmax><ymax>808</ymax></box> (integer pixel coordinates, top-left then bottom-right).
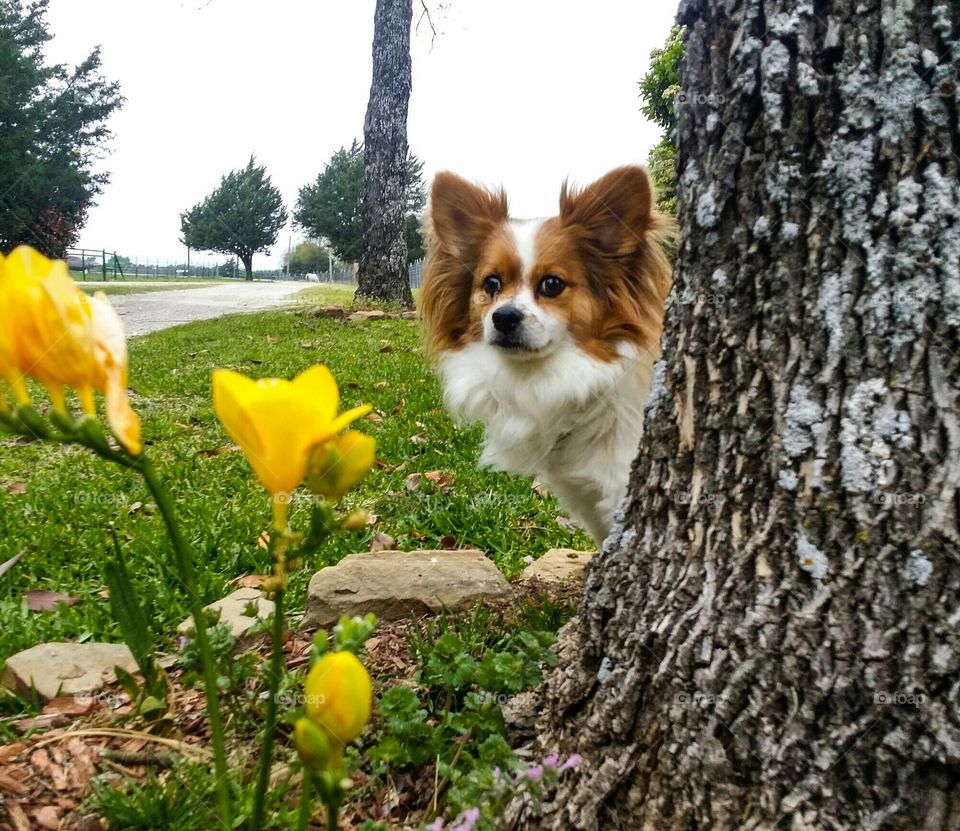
<box><xmin>357</xmin><ymin>0</ymin><xmax>414</xmax><ymax>308</ymax></box>
<box><xmin>241</xmin><ymin>252</ymin><xmax>253</xmax><ymax>281</ymax></box>
<box><xmin>519</xmin><ymin>0</ymin><xmax>960</xmax><ymax>828</ymax></box>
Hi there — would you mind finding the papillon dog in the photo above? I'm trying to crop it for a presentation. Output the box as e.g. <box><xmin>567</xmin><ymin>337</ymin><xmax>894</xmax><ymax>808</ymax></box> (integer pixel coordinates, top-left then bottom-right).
<box><xmin>420</xmin><ymin>166</ymin><xmax>672</xmax><ymax>544</ymax></box>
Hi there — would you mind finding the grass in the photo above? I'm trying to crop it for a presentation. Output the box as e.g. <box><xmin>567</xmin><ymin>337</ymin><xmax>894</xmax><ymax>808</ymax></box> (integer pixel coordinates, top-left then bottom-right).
<box><xmin>0</xmin><ymin>304</ymin><xmax>590</xmax><ymax>667</ymax></box>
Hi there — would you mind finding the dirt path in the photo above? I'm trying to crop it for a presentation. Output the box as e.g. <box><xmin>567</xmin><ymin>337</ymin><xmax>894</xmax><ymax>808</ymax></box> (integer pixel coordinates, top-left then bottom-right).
<box><xmin>107</xmin><ymin>281</ymin><xmax>304</xmax><ymax>336</ymax></box>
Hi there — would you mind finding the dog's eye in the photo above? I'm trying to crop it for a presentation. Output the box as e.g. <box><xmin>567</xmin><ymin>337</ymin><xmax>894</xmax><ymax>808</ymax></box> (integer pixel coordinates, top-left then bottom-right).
<box><xmin>537</xmin><ymin>274</ymin><xmax>566</xmax><ymax>298</ymax></box>
<box><xmin>482</xmin><ymin>275</ymin><xmax>502</xmax><ymax>296</ymax></box>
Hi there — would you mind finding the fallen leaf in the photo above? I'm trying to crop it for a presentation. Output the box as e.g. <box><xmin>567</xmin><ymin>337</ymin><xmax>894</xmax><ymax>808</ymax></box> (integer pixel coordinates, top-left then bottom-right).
<box><xmin>391</xmin><ymin>399</ymin><xmax>406</xmax><ymax>415</ymax></box>
<box><xmin>229</xmin><ymin>574</ymin><xmax>271</xmax><ymax>589</ymax></box>
<box><xmin>405</xmin><ymin>473</ymin><xmax>422</xmax><ymax>491</ymax></box>
<box><xmin>532</xmin><ymin>479</ymin><xmax>550</xmax><ymax>496</ymax></box>
<box><xmin>409</xmin><ymin>529</ymin><xmax>427</xmax><ymax>540</ymax></box>
<box><xmin>373</xmin><ymin>381</ymin><xmax>390</xmax><ymax>390</ymax></box>
<box><xmin>24</xmin><ymin>590</ymin><xmax>81</xmax><ymax>612</ymax></box>
<box><xmin>257</xmin><ymin>530</ymin><xmax>271</xmax><ymax>550</ymax></box>
<box><xmin>5</xmin><ymin>482</ymin><xmax>26</xmax><ymax>495</ymax></box>
<box><xmin>370</xmin><ymin>532</ymin><xmax>397</xmax><ymax>552</ymax></box>
<box><xmin>366</xmin><ymin>513</ymin><xmax>379</xmax><ymax>525</ymax></box>
<box><xmin>365</xmin><ymin>411</ymin><xmax>383</xmax><ymax>423</ymax></box>
<box><xmin>344</xmin><ymin>381</ymin><xmax>361</xmax><ymax>389</ymax></box>
<box><xmin>379</xmin><ymin>341</ymin><xmax>394</xmax><ymax>353</ymax></box>
<box><xmin>0</xmin><ymin>742</ymin><xmax>26</xmax><ymax>764</ymax></box>
<box><xmin>196</xmin><ymin>444</ymin><xmax>241</xmax><ymax>457</ymax></box>
<box><xmin>33</xmin><ymin>805</ymin><xmax>60</xmax><ymax>830</ymax></box>
<box><xmin>375</xmin><ymin>460</ymin><xmax>396</xmax><ymax>472</ymax></box>
<box><xmin>128</xmin><ymin>501</ymin><xmax>144</xmax><ymax>515</ymax></box>
<box><xmin>440</xmin><ymin>534</ymin><xmax>457</xmax><ymax>550</ymax></box>
<box><xmin>301</xmin><ymin>341</ymin><xmax>315</xmax><ymax>349</ymax></box>
<box><xmin>266</xmin><ymin>335</ymin><xmax>280</xmax><ymax>344</ymax></box>
<box><xmin>249</xmin><ymin>358</ymin><xmax>263</xmax><ymax>365</ymax></box>
<box><xmin>424</xmin><ymin>470</ymin><xmax>455</xmax><ymax>490</ymax></box>
<box><xmin>410</xmin><ymin>432</ymin><xmax>427</xmax><ymax>445</ymax></box>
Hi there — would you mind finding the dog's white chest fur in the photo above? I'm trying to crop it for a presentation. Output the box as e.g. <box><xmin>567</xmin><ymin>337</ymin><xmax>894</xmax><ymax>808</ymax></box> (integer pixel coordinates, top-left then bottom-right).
<box><xmin>438</xmin><ymin>341</ymin><xmax>655</xmax><ymax>543</ymax></box>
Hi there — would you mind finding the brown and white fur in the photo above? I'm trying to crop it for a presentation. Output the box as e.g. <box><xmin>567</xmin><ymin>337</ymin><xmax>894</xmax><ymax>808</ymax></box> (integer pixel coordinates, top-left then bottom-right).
<box><xmin>420</xmin><ymin>166</ymin><xmax>672</xmax><ymax>544</ymax></box>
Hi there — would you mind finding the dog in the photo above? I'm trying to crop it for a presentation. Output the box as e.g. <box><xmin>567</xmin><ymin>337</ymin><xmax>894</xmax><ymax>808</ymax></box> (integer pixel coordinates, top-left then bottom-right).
<box><xmin>420</xmin><ymin>166</ymin><xmax>672</xmax><ymax>544</ymax></box>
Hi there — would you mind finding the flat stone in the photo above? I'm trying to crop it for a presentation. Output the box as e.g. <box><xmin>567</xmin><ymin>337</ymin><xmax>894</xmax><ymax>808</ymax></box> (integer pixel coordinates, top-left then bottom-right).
<box><xmin>521</xmin><ymin>548</ymin><xmax>596</xmax><ymax>584</ymax></box>
<box><xmin>177</xmin><ymin>588</ymin><xmax>275</xmax><ymax>642</ymax></box>
<box><xmin>302</xmin><ymin>549</ymin><xmax>513</xmax><ymax>630</ymax></box>
<box><xmin>311</xmin><ymin>304</ymin><xmax>346</xmax><ymax>320</ymax></box>
<box><xmin>3</xmin><ymin>642</ymin><xmax>138</xmax><ymax>702</ymax></box>
<box><xmin>400</xmin><ymin>310</ymin><xmax>419</xmax><ymax>320</ymax></box>
<box><xmin>346</xmin><ymin>309</ymin><xmax>387</xmax><ymax>322</ymax></box>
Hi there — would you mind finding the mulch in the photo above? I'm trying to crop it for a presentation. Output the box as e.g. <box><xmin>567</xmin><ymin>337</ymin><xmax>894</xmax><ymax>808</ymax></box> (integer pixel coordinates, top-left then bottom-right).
<box><xmin>0</xmin><ymin>585</ymin><xmax>572</xmax><ymax>829</ymax></box>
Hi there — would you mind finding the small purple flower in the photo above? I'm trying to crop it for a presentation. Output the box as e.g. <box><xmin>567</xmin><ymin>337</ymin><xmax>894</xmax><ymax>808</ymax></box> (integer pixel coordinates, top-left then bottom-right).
<box><xmin>543</xmin><ymin>753</ymin><xmax>559</xmax><ymax>770</ymax></box>
<box><xmin>558</xmin><ymin>753</ymin><xmax>582</xmax><ymax>773</ymax></box>
<box><xmin>178</xmin><ymin>635</ymin><xmax>189</xmax><ymax>650</ymax></box>
<box><xmin>449</xmin><ymin>807</ymin><xmax>480</xmax><ymax>831</ymax></box>
<box><xmin>427</xmin><ymin>820</ymin><xmax>445</xmax><ymax>831</ymax></box>
<box><xmin>525</xmin><ymin>763</ymin><xmax>544</xmax><ymax>782</ymax></box>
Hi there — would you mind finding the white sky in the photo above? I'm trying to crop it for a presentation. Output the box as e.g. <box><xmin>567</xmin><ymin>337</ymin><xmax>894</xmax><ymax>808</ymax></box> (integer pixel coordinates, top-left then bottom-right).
<box><xmin>43</xmin><ymin>0</ymin><xmax>678</xmax><ymax>268</ymax></box>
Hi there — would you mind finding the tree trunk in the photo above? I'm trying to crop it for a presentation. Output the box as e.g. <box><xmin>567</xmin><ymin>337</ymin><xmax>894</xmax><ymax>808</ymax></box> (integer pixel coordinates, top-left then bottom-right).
<box><xmin>241</xmin><ymin>254</ymin><xmax>253</xmax><ymax>281</ymax></box>
<box><xmin>519</xmin><ymin>1</ymin><xmax>960</xmax><ymax>829</ymax></box>
<box><xmin>357</xmin><ymin>0</ymin><xmax>414</xmax><ymax>308</ymax></box>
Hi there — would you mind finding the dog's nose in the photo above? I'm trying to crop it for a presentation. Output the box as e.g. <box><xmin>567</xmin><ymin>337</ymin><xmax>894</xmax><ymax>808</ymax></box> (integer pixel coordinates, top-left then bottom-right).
<box><xmin>492</xmin><ymin>306</ymin><xmax>524</xmax><ymax>333</ymax></box>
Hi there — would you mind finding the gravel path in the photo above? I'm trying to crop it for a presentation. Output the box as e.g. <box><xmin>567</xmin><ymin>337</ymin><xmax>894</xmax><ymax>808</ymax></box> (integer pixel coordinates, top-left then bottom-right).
<box><xmin>108</xmin><ymin>281</ymin><xmax>304</xmax><ymax>336</ymax></box>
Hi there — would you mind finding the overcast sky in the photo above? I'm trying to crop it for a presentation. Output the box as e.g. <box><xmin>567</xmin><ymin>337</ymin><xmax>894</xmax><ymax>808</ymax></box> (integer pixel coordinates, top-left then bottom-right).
<box><xmin>43</xmin><ymin>0</ymin><xmax>678</xmax><ymax>268</ymax></box>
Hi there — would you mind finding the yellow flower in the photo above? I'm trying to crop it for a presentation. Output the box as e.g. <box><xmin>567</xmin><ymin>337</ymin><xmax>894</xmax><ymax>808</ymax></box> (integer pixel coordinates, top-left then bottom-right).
<box><xmin>211</xmin><ymin>365</ymin><xmax>371</xmax><ymax>526</ymax></box>
<box><xmin>0</xmin><ymin>247</ymin><xmax>141</xmax><ymax>453</ymax></box>
<box><xmin>0</xmin><ymin>253</ymin><xmax>30</xmax><ymax>411</ymax></box>
<box><xmin>306</xmin><ymin>430</ymin><xmax>376</xmax><ymax>502</ymax></box>
<box><xmin>88</xmin><ymin>293</ymin><xmax>141</xmax><ymax>455</ymax></box>
<box><xmin>303</xmin><ymin>651</ymin><xmax>372</xmax><ymax>755</ymax></box>
<box><xmin>2</xmin><ymin>246</ymin><xmax>97</xmax><ymax>414</ymax></box>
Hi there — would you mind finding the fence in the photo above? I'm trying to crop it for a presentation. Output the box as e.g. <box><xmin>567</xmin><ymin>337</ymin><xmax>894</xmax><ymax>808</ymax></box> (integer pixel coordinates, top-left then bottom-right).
<box><xmin>65</xmin><ymin>248</ymin><xmax>426</xmax><ymax>287</ymax></box>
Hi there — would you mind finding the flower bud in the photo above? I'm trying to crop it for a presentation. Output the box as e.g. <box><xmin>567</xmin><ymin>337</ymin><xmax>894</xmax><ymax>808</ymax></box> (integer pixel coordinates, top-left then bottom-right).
<box><xmin>303</xmin><ymin>651</ymin><xmax>372</xmax><ymax>749</ymax></box>
<box><xmin>294</xmin><ymin>717</ymin><xmax>332</xmax><ymax>772</ymax></box>
<box><xmin>306</xmin><ymin>431</ymin><xmax>375</xmax><ymax>502</ymax></box>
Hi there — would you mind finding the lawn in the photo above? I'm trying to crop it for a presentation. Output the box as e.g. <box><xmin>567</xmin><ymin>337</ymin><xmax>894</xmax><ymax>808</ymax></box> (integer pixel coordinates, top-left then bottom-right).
<box><xmin>0</xmin><ymin>304</ymin><xmax>589</xmax><ymax>665</ymax></box>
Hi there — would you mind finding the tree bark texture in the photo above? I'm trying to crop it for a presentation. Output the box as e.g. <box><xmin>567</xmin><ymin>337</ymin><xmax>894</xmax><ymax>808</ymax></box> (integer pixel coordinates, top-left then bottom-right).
<box><xmin>358</xmin><ymin>0</ymin><xmax>414</xmax><ymax>308</ymax></box>
<box><xmin>520</xmin><ymin>0</ymin><xmax>960</xmax><ymax>829</ymax></box>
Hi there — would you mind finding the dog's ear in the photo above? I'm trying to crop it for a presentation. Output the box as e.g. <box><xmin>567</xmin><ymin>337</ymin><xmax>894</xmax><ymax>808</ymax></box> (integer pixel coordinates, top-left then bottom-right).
<box><xmin>428</xmin><ymin>172</ymin><xmax>508</xmax><ymax>262</ymax></box>
<box><xmin>559</xmin><ymin>166</ymin><xmax>654</xmax><ymax>256</ymax></box>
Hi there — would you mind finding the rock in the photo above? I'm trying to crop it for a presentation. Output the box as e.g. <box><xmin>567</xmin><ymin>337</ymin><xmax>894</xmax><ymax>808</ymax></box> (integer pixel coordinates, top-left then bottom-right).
<box><xmin>400</xmin><ymin>310</ymin><xmax>419</xmax><ymax>320</ymax></box>
<box><xmin>3</xmin><ymin>642</ymin><xmax>138</xmax><ymax>702</ymax></box>
<box><xmin>521</xmin><ymin>548</ymin><xmax>596</xmax><ymax>584</ymax></box>
<box><xmin>177</xmin><ymin>588</ymin><xmax>275</xmax><ymax>643</ymax></box>
<box><xmin>346</xmin><ymin>310</ymin><xmax>387</xmax><ymax>322</ymax></box>
<box><xmin>302</xmin><ymin>549</ymin><xmax>513</xmax><ymax>630</ymax></box>
<box><xmin>311</xmin><ymin>304</ymin><xmax>346</xmax><ymax>320</ymax></box>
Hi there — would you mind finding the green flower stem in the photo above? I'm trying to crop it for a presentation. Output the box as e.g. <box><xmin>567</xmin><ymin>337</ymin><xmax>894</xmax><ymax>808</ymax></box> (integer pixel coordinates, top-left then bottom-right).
<box><xmin>250</xmin><ymin>585</ymin><xmax>285</xmax><ymax>831</ymax></box>
<box><xmin>135</xmin><ymin>456</ymin><xmax>233</xmax><ymax>829</ymax></box>
<box><xmin>296</xmin><ymin>770</ymin><xmax>313</xmax><ymax>831</ymax></box>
